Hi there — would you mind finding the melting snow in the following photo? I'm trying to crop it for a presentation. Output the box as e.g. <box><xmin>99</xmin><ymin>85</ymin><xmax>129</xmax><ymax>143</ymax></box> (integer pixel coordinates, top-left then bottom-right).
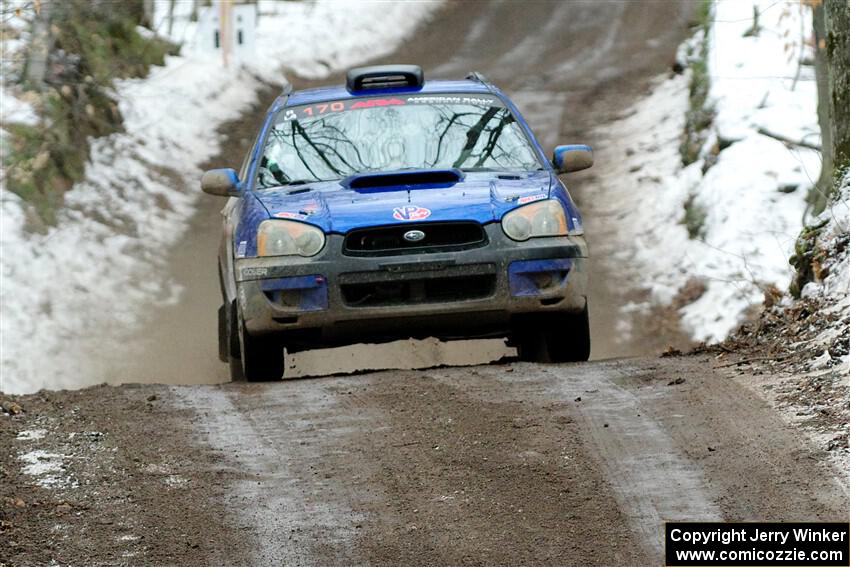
<box><xmin>800</xmin><ymin>172</ymin><xmax>850</xmax><ymax>375</ymax></box>
<box><xmin>19</xmin><ymin>449</ymin><xmax>75</xmax><ymax>488</ymax></box>
<box><xmin>16</xmin><ymin>428</ymin><xmax>47</xmax><ymax>441</ymax></box>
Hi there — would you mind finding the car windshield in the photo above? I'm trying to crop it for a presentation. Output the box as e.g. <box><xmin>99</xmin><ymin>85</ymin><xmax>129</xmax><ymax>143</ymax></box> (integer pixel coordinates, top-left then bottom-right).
<box><xmin>257</xmin><ymin>93</ymin><xmax>542</xmax><ymax>188</ymax></box>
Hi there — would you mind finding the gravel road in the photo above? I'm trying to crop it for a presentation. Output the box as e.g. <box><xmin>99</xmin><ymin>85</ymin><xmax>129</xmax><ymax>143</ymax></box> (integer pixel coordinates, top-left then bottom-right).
<box><xmin>2</xmin><ymin>2</ymin><xmax>848</xmax><ymax>566</ymax></box>
<box><xmin>3</xmin><ymin>357</ymin><xmax>848</xmax><ymax>565</ymax></box>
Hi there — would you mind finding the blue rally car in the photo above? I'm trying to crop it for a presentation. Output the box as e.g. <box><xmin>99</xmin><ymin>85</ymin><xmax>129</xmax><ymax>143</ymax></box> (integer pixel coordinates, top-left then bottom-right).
<box><xmin>202</xmin><ymin>65</ymin><xmax>594</xmax><ymax>381</ymax></box>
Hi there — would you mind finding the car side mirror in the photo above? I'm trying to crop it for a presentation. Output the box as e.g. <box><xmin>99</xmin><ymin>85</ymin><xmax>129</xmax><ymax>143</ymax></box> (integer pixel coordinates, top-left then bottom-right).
<box><xmin>201</xmin><ymin>168</ymin><xmax>240</xmax><ymax>197</ymax></box>
<box><xmin>553</xmin><ymin>145</ymin><xmax>593</xmax><ymax>174</ymax></box>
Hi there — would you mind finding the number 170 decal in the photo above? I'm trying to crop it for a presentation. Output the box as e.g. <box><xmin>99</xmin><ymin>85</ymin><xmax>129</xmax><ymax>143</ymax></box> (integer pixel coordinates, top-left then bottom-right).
<box><xmin>302</xmin><ymin>102</ymin><xmax>345</xmax><ymax>116</ymax></box>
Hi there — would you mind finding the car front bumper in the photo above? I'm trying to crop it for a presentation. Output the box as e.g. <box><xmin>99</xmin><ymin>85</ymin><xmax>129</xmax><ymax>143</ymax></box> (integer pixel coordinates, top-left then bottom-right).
<box><xmin>234</xmin><ymin>225</ymin><xmax>588</xmax><ymax>349</ymax></box>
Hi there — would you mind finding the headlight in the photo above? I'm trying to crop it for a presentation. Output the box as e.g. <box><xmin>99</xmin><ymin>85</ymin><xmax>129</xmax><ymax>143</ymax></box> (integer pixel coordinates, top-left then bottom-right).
<box><xmin>501</xmin><ymin>199</ymin><xmax>569</xmax><ymax>241</ymax></box>
<box><xmin>257</xmin><ymin>220</ymin><xmax>325</xmax><ymax>257</ymax></box>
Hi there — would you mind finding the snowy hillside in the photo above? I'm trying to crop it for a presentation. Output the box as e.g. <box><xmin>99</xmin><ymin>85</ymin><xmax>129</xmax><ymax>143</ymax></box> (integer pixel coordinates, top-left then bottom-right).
<box><xmin>593</xmin><ymin>0</ymin><xmax>821</xmax><ymax>343</ymax></box>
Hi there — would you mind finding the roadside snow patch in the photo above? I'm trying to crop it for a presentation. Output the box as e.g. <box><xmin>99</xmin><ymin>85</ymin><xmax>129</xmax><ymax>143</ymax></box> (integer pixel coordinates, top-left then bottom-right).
<box><xmin>727</xmin><ymin>173</ymin><xmax>849</xmax><ymax>488</ymax></box>
<box><xmin>803</xmin><ymin>174</ymin><xmax>850</xmax><ymax>374</ymax></box>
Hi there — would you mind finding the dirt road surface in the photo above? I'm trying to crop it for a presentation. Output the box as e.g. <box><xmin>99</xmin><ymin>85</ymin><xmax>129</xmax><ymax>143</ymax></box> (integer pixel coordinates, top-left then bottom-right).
<box><xmin>2</xmin><ymin>2</ymin><xmax>848</xmax><ymax>566</ymax></box>
<box><xmin>4</xmin><ymin>357</ymin><xmax>848</xmax><ymax>565</ymax></box>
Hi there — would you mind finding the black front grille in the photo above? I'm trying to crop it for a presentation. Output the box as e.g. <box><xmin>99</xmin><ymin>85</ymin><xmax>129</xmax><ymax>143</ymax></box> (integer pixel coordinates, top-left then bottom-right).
<box><xmin>343</xmin><ymin>222</ymin><xmax>486</xmax><ymax>256</ymax></box>
<box><xmin>341</xmin><ymin>274</ymin><xmax>496</xmax><ymax>307</ymax></box>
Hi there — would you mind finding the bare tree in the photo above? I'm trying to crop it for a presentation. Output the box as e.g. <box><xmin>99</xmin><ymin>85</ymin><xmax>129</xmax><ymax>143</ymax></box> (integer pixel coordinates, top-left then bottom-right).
<box><xmin>141</xmin><ymin>0</ymin><xmax>154</xmax><ymax>28</ymax></box>
<box><xmin>825</xmin><ymin>0</ymin><xmax>850</xmax><ymax>170</ymax></box>
<box><xmin>24</xmin><ymin>1</ymin><xmax>52</xmax><ymax>91</ymax></box>
<box><xmin>167</xmin><ymin>0</ymin><xmax>176</xmax><ymax>36</ymax></box>
<box><xmin>811</xmin><ymin>0</ymin><xmax>850</xmax><ymax>213</ymax></box>
<box><xmin>812</xmin><ymin>1</ymin><xmax>832</xmax><ymax>211</ymax></box>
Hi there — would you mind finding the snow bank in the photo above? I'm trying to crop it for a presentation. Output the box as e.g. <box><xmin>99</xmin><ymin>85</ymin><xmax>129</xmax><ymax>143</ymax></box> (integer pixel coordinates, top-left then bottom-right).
<box><xmin>591</xmin><ymin>0</ymin><xmax>820</xmax><ymax>343</ymax></box>
<box><xmin>0</xmin><ymin>1</ymin><xmax>36</xmax><ymax>127</ymax></box>
<box><xmin>1</xmin><ymin>1</ymin><xmax>442</xmax><ymax>394</ymax></box>
<box><xmin>802</xmin><ymin>172</ymin><xmax>850</xmax><ymax>375</ymax></box>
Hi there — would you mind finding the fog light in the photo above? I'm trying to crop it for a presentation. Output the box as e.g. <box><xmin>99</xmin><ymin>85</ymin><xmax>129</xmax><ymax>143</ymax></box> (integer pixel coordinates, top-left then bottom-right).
<box><xmin>531</xmin><ymin>273</ymin><xmax>554</xmax><ymax>289</ymax></box>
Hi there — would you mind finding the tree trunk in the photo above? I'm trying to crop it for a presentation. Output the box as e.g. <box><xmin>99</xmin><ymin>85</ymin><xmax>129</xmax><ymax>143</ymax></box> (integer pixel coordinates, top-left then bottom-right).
<box><xmin>811</xmin><ymin>0</ymin><xmax>850</xmax><ymax>214</ymax></box>
<box><xmin>811</xmin><ymin>1</ymin><xmax>833</xmax><ymax>214</ymax></box>
<box><xmin>167</xmin><ymin>0</ymin><xmax>176</xmax><ymax>37</ymax></box>
<box><xmin>825</xmin><ymin>0</ymin><xmax>850</xmax><ymax>172</ymax></box>
<box><xmin>25</xmin><ymin>1</ymin><xmax>52</xmax><ymax>91</ymax></box>
<box><xmin>142</xmin><ymin>0</ymin><xmax>155</xmax><ymax>28</ymax></box>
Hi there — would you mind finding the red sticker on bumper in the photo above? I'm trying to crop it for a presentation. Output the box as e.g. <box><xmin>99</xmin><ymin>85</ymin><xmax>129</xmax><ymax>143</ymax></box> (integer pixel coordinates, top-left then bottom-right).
<box><xmin>392</xmin><ymin>206</ymin><xmax>432</xmax><ymax>221</ymax></box>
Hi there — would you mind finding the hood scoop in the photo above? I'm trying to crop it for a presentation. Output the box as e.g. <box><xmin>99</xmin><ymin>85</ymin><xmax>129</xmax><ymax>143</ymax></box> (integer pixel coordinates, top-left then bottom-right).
<box><xmin>341</xmin><ymin>168</ymin><xmax>464</xmax><ymax>191</ymax></box>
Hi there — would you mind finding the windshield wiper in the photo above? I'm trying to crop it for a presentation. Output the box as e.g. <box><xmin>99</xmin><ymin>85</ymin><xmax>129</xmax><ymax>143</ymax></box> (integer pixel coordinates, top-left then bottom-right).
<box><xmin>257</xmin><ymin>178</ymin><xmax>339</xmax><ymax>191</ymax></box>
<box><xmin>460</xmin><ymin>167</ymin><xmax>540</xmax><ymax>174</ymax></box>
<box><xmin>452</xmin><ymin>107</ymin><xmax>500</xmax><ymax>169</ymax></box>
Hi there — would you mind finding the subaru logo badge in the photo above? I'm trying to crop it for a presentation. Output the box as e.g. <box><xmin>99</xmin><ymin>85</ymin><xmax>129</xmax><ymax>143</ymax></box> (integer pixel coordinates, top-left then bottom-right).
<box><xmin>403</xmin><ymin>230</ymin><xmax>426</xmax><ymax>243</ymax></box>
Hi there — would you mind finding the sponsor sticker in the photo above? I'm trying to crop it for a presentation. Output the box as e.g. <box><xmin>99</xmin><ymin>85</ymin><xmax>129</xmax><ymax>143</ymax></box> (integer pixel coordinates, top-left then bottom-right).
<box><xmin>299</xmin><ymin>203</ymin><xmax>319</xmax><ymax>216</ymax></box>
<box><xmin>281</xmin><ymin>94</ymin><xmax>503</xmax><ymax>123</ymax></box>
<box><xmin>242</xmin><ymin>267</ymin><xmax>268</xmax><ymax>278</ymax></box>
<box><xmin>274</xmin><ymin>211</ymin><xmax>307</xmax><ymax>220</ymax></box>
<box><xmin>517</xmin><ymin>193</ymin><xmax>547</xmax><ymax>205</ymax></box>
<box><xmin>393</xmin><ymin>206</ymin><xmax>432</xmax><ymax>221</ymax></box>
<box><xmin>406</xmin><ymin>95</ymin><xmax>500</xmax><ymax>106</ymax></box>
<box><xmin>350</xmin><ymin>98</ymin><xmax>405</xmax><ymax>109</ymax></box>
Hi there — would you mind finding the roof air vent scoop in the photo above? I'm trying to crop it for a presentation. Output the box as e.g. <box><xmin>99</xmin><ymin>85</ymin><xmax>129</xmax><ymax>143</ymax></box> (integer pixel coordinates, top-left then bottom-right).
<box><xmin>346</xmin><ymin>64</ymin><xmax>424</xmax><ymax>93</ymax></box>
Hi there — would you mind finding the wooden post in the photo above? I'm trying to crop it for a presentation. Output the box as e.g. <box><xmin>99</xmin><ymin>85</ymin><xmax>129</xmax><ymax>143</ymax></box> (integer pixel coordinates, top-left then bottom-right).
<box><xmin>219</xmin><ymin>0</ymin><xmax>232</xmax><ymax>69</ymax></box>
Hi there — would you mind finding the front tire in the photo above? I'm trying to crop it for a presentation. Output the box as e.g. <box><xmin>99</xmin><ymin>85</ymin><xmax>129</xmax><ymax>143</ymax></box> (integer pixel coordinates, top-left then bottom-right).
<box><xmin>233</xmin><ymin>314</ymin><xmax>284</xmax><ymax>382</ymax></box>
<box><xmin>514</xmin><ymin>306</ymin><xmax>591</xmax><ymax>363</ymax></box>
<box><xmin>218</xmin><ymin>305</ymin><xmax>228</xmax><ymax>362</ymax></box>
<box><xmin>547</xmin><ymin>306</ymin><xmax>591</xmax><ymax>363</ymax></box>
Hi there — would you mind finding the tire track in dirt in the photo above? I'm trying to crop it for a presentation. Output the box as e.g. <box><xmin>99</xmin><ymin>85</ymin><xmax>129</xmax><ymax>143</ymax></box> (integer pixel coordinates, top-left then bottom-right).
<box><xmin>178</xmin><ymin>356</ymin><xmax>848</xmax><ymax>565</ymax></box>
<box><xmin>414</xmin><ymin>362</ymin><xmax>724</xmax><ymax>559</ymax></box>
<box><xmin>174</xmin><ymin>383</ymin><xmax>371</xmax><ymax>566</ymax></box>
<box><xmin>441</xmin><ymin>359</ymin><xmax>850</xmax><ymax>553</ymax></box>
<box><xmin>180</xmin><ymin>369</ymin><xmax>653</xmax><ymax>565</ymax></box>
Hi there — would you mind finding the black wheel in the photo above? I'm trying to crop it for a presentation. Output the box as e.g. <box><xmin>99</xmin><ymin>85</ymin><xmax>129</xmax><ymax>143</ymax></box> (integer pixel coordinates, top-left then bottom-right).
<box><xmin>515</xmin><ymin>325</ymin><xmax>548</xmax><ymax>362</ymax></box>
<box><xmin>514</xmin><ymin>306</ymin><xmax>591</xmax><ymax>363</ymax></box>
<box><xmin>226</xmin><ymin>300</ymin><xmax>240</xmax><ymax>357</ymax></box>
<box><xmin>229</xmin><ymin>355</ymin><xmax>245</xmax><ymax>381</ymax></box>
<box><xmin>220</xmin><ymin>300</ymin><xmax>241</xmax><ymax>364</ymax></box>
<box><xmin>546</xmin><ymin>306</ymin><xmax>591</xmax><ymax>362</ymax></box>
<box><xmin>233</xmin><ymin>313</ymin><xmax>284</xmax><ymax>382</ymax></box>
<box><xmin>217</xmin><ymin>305</ymin><xmax>228</xmax><ymax>362</ymax></box>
